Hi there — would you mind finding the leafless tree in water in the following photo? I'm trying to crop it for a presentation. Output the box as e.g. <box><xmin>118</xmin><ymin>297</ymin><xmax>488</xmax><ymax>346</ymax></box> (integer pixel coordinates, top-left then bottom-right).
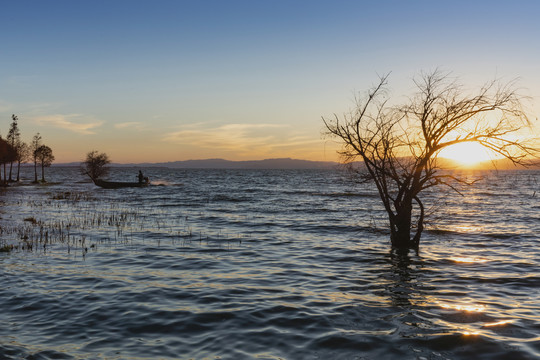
<box><xmin>323</xmin><ymin>70</ymin><xmax>538</xmax><ymax>250</ymax></box>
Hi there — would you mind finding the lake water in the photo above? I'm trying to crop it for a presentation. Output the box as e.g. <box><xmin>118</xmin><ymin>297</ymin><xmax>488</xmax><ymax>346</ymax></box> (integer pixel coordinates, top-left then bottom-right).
<box><xmin>0</xmin><ymin>167</ymin><xmax>538</xmax><ymax>359</ymax></box>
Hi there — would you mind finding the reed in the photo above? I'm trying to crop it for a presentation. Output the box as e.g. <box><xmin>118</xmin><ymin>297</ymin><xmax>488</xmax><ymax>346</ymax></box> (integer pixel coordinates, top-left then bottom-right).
<box><xmin>1</xmin><ymin>189</ymin><xmax>246</xmax><ymax>256</ymax></box>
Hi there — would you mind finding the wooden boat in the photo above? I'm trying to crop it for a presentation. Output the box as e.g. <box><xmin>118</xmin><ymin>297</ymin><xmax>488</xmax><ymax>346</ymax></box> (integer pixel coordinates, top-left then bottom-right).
<box><xmin>93</xmin><ymin>178</ymin><xmax>149</xmax><ymax>189</ymax></box>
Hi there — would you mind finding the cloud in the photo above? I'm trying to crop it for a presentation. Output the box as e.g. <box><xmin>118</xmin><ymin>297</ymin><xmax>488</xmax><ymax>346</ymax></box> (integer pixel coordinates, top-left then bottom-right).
<box><xmin>33</xmin><ymin>114</ymin><xmax>103</xmax><ymax>134</ymax></box>
<box><xmin>163</xmin><ymin>123</ymin><xmax>320</xmax><ymax>156</ymax></box>
<box><xmin>114</xmin><ymin>122</ymin><xmax>146</xmax><ymax>131</ymax></box>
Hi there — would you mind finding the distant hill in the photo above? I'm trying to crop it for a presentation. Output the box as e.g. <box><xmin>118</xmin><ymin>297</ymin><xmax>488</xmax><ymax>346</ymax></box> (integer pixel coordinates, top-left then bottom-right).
<box><xmin>55</xmin><ymin>158</ymin><xmax>339</xmax><ymax>169</ymax></box>
<box><xmin>138</xmin><ymin>158</ymin><xmax>339</xmax><ymax>169</ymax></box>
<box><xmin>53</xmin><ymin>157</ymin><xmax>539</xmax><ymax>170</ymax></box>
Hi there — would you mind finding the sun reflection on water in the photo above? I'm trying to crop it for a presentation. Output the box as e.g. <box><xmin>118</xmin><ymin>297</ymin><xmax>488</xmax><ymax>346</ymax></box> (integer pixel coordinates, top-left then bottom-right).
<box><xmin>432</xmin><ymin>299</ymin><xmax>518</xmax><ymax>338</ymax></box>
<box><xmin>454</xmin><ymin>225</ymin><xmax>485</xmax><ymax>233</ymax></box>
<box><xmin>450</xmin><ymin>256</ymin><xmax>489</xmax><ymax>264</ymax></box>
<box><xmin>482</xmin><ymin>320</ymin><xmax>514</xmax><ymax>327</ymax></box>
<box><xmin>438</xmin><ymin>301</ymin><xmax>487</xmax><ymax>312</ymax></box>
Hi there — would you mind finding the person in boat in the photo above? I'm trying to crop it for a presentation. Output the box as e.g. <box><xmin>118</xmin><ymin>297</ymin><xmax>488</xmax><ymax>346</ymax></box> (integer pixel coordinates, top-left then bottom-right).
<box><xmin>138</xmin><ymin>170</ymin><xmax>144</xmax><ymax>184</ymax></box>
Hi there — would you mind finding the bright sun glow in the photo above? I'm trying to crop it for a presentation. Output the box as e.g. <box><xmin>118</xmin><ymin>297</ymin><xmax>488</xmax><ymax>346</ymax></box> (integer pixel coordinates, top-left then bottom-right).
<box><xmin>438</xmin><ymin>142</ymin><xmax>499</xmax><ymax>166</ymax></box>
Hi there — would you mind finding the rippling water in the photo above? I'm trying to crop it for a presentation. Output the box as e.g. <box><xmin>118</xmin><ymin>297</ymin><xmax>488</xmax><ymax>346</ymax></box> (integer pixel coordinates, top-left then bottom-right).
<box><xmin>1</xmin><ymin>167</ymin><xmax>538</xmax><ymax>359</ymax></box>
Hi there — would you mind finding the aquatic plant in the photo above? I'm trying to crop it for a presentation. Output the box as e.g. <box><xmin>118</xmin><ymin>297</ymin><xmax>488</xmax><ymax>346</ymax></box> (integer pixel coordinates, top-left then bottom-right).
<box><xmin>23</xmin><ymin>217</ymin><xmax>38</xmax><ymax>224</ymax></box>
<box><xmin>0</xmin><ymin>244</ymin><xmax>12</xmax><ymax>252</ymax></box>
<box><xmin>1</xmin><ymin>195</ymin><xmax>220</xmax><ymax>256</ymax></box>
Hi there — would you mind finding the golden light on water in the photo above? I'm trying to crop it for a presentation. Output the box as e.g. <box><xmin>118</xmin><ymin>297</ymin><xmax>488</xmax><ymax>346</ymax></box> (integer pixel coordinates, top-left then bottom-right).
<box><xmin>428</xmin><ymin>293</ymin><xmax>518</xmax><ymax>339</ymax></box>
<box><xmin>483</xmin><ymin>320</ymin><xmax>514</xmax><ymax>327</ymax></box>
<box><xmin>436</xmin><ymin>300</ymin><xmax>490</xmax><ymax>336</ymax></box>
<box><xmin>438</xmin><ymin>141</ymin><xmax>500</xmax><ymax>166</ymax></box>
<box><xmin>438</xmin><ymin>301</ymin><xmax>487</xmax><ymax>312</ymax></box>
<box><xmin>450</xmin><ymin>256</ymin><xmax>489</xmax><ymax>264</ymax></box>
<box><xmin>454</xmin><ymin>225</ymin><xmax>485</xmax><ymax>233</ymax></box>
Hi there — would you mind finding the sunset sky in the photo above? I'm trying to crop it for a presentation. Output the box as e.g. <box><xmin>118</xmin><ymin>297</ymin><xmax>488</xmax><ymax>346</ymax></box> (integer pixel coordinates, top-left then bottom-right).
<box><xmin>1</xmin><ymin>0</ymin><xmax>539</xmax><ymax>163</ymax></box>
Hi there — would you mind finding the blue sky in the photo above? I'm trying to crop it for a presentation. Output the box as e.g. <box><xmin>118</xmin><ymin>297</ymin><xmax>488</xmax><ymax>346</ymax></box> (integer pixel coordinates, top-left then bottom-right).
<box><xmin>1</xmin><ymin>0</ymin><xmax>539</xmax><ymax>162</ymax></box>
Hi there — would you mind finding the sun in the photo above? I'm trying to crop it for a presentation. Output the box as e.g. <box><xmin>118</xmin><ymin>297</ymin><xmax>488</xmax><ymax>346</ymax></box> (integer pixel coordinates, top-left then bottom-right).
<box><xmin>438</xmin><ymin>142</ymin><xmax>499</xmax><ymax>167</ymax></box>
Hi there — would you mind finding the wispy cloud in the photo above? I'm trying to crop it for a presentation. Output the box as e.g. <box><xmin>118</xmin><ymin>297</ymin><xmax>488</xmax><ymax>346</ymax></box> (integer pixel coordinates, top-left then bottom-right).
<box><xmin>163</xmin><ymin>123</ymin><xmax>319</xmax><ymax>156</ymax></box>
<box><xmin>33</xmin><ymin>114</ymin><xmax>103</xmax><ymax>134</ymax></box>
<box><xmin>115</xmin><ymin>122</ymin><xmax>146</xmax><ymax>131</ymax></box>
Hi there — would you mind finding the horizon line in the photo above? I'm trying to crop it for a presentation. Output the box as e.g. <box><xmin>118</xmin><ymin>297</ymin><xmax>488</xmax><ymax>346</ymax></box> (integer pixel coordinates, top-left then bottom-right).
<box><xmin>42</xmin><ymin>156</ymin><xmax>539</xmax><ymax>170</ymax></box>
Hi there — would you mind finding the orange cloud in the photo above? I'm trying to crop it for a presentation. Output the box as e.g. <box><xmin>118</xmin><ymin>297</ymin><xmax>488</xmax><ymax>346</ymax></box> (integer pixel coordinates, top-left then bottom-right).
<box><xmin>34</xmin><ymin>114</ymin><xmax>103</xmax><ymax>134</ymax></box>
<box><xmin>114</xmin><ymin>122</ymin><xmax>146</xmax><ymax>130</ymax></box>
<box><xmin>163</xmin><ymin>123</ymin><xmax>322</xmax><ymax>157</ymax></box>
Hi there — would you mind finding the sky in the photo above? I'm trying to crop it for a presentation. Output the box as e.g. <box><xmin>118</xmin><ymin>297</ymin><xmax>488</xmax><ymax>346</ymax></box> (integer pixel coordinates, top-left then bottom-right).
<box><xmin>1</xmin><ymin>0</ymin><xmax>539</xmax><ymax>163</ymax></box>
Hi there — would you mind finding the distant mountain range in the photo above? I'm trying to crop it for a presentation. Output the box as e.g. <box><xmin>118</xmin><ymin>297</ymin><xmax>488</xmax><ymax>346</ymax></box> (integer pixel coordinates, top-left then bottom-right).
<box><xmin>55</xmin><ymin>157</ymin><xmax>539</xmax><ymax>170</ymax></box>
<box><xmin>57</xmin><ymin>158</ymin><xmax>340</xmax><ymax>169</ymax></box>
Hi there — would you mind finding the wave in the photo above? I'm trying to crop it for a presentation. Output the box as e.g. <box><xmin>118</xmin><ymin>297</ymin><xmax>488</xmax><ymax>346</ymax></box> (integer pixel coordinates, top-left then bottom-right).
<box><xmin>1</xmin><ymin>167</ymin><xmax>539</xmax><ymax>360</ymax></box>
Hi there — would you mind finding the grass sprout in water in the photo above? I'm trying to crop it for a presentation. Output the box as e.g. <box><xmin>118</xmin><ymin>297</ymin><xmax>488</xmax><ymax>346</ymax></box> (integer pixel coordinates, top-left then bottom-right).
<box><xmin>0</xmin><ymin>190</ymin><xmax>243</xmax><ymax>256</ymax></box>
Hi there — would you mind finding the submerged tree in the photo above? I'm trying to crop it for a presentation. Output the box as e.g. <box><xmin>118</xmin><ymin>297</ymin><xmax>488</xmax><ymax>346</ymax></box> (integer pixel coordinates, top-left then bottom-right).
<box><xmin>83</xmin><ymin>150</ymin><xmax>111</xmax><ymax>181</ymax></box>
<box><xmin>0</xmin><ymin>137</ymin><xmax>17</xmax><ymax>185</ymax></box>
<box><xmin>7</xmin><ymin>114</ymin><xmax>21</xmax><ymax>182</ymax></box>
<box><xmin>35</xmin><ymin>145</ymin><xmax>54</xmax><ymax>182</ymax></box>
<box><xmin>324</xmin><ymin>70</ymin><xmax>537</xmax><ymax>250</ymax></box>
<box><xmin>14</xmin><ymin>141</ymin><xmax>29</xmax><ymax>182</ymax></box>
<box><xmin>31</xmin><ymin>133</ymin><xmax>42</xmax><ymax>183</ymax></box>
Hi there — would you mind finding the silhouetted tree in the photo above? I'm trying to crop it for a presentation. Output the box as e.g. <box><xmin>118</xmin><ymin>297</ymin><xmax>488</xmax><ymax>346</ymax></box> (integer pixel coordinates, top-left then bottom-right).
<box><xmin>35</xmin><ymin>145</ymin><xmax>54</xmax><ymax>182</ymax></box>
<box><xmin>324</xmin><ymin>70</ymin><xmax>537</xmax><ymax>250</ymax></box>
<box><xmin>31</xmin><ymin>133</ymin><xmax>42</xmax><ymax>183</ymax></box>
<box><xmin>7</xmin><ymin>114</ymin><xmax>20</xmax><ymax>181</ymax></box>
<box><xmin>83</xmin><ymin>150</ymin><xmax>111</xmax><ymax>181</ymax></box>
<box><xmin>0</xmin><ymin>137</ymin><xmax>17</xmax><ymax>185</ymax></box>
<box><xmin>14</xmin><ymin>141</ymin><xmax>29</xmax><ymax>182</ymax></box>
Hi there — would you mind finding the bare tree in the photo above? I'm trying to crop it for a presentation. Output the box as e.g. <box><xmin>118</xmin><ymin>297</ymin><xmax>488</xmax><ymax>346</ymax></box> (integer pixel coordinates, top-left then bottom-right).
<box><xmin>323</xmin><ymin>70</ymin><xmax>537</xmax><ymax>250</ymax></box>
<box><xmin>31</xmin><ymin>133</ymin><xmax>42</xmax><ymax>183</ymax></box>
<box><xmin>83</xmin><ymin>150</ymin><xmax>111</xmax><ymax>181</ymax></box>
<box><xmin>35</xmin><ymin>145</ymin><xmax>54</xmax><ymax>182</ymax></box>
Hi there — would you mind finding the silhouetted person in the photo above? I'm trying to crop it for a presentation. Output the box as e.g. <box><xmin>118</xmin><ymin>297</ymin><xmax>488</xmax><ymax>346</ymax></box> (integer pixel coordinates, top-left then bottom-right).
<box><xmin>138</xmin><ymin>170</ymin><xmax>144</xmax><ymax>183</ymax></box>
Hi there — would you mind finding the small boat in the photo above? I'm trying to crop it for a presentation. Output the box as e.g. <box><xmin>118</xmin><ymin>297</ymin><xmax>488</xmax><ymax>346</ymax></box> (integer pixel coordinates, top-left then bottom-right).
<box><xmin>93</xmin><ymin>178</ymin><xmax>149</xmax><ymax>189</ymax></box>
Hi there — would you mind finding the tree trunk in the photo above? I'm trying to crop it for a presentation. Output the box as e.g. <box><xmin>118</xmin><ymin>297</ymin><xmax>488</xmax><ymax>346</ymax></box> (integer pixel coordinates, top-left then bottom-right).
<box><xmin>8</xmin><ymin>161</ymin><xmax>13</xmax><ymax>182</ymax></box>
<box><xmin>388</xmin><ymin>195</ymin><xmax>425</xmax><ymax>251</ymax></box>
<box><xmin>41</xmin><ymin>162</ymin><xmax>45</xmax><ymax>182</ymax></box>
<box><xmin>411</xmin><ymin>196</ymin><xmax>424</xmax><ymax>249</ymax></box>
<box><xmin>16</xmin><ymin>160</ymin><xmax>21</xmax><ymax>182</ymax></box>
<box><xmin>34</xmin><ymin>160</ymin><xmax>38</xmax><ymax>183</ymax></box>
<box><xmin>389</xmin><ymin>197</ymin><xmax>415</xmax><ymax>249</ymax></box>
<box><xmin>390</xmin><ymin>212</ymin><xmax>412</xmax><ymax>248</ymax></box>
